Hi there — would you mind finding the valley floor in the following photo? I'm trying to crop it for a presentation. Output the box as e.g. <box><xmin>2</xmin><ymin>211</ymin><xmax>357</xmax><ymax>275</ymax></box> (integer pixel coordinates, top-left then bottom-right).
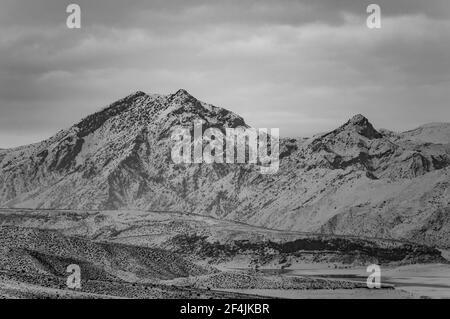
<box><xmin>221</xmin><ymin>289</ymin><xmax>414</xmax><ymax>299</ymax></box>
<box><xmin>0</xmin><ymin>208</ymin><xmax>448</xmax><ymax>299</ymax></box>
<box><xmin>210</xmin><ymin>260</ymin><xmax>450</xmax><ymax>299</ymax></box>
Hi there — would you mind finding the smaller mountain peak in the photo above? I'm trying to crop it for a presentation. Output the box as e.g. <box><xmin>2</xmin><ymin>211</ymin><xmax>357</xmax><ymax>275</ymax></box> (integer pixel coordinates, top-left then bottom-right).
<box><xmin>129</xmin><ymin>90</ymin><xmax>147</xmax><ymax>97</ymax></box>
<box><xmin>173</xmin><ymin>89</ymin><xmax>193</xmax><ymax>97</ymax></box>
<box><xmin>349</xmin><ymin>114</ymin><xmax>369</xmax><ymax>125</ymax></box>
<box><xmin>169</xmin><ymin>89</ymin><xmax>198</xmax><ymax>104</ymax></box>
<box><xmin>342</xmin><ymin>114</ymin><xmax>382</xmax><ymax>139</ymax></box>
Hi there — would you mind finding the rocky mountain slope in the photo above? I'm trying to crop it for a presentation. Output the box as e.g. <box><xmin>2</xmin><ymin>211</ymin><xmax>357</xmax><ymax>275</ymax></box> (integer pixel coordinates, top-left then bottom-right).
<box><xmin>1</xmin><ymin>90</ymin><xmax>449</xmax><ymax>247</ymax></box>
<box><xmin>0</xmin><ymin>225</ymin><xmax>208</xmax><ymax>281</ymax></box>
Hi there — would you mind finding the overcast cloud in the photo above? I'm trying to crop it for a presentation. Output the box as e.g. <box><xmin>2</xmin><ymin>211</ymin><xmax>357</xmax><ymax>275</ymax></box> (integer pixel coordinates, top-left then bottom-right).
<box><xmin>0</xmin><ymin>0</ymin><xmax>449</xmax><ymax>147</ymax></box>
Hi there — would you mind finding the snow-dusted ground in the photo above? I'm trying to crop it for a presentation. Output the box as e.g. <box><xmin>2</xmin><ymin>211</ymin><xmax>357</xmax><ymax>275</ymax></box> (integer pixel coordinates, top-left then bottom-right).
<box><xmin>221</xmin><ymin>288</ymin><xmax>414</xmax><ymax>299</ymax></box>
<box><xmin>239</xmin><ymin>263</ymin><xmax>450</xmax><ymax>299</ymax></box>
<box><xmin>1</xmin><ymin>208</ymin><xmax>447</xmax><ymax>299</ymax></box>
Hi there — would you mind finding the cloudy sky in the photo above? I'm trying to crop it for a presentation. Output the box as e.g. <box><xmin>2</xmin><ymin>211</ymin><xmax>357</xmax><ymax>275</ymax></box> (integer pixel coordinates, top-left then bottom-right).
<box><xmin>0</xmin><ymin>0</ymin><xmax>449</xmax><ymax>148</ymax></box>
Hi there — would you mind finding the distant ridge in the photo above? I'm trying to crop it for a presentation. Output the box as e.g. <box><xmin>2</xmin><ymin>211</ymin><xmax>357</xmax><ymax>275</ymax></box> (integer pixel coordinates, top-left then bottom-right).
<box><xmin>402</xmin><ymin>122</ymin><xmax>450</xmax><ymax>144</ymax></box>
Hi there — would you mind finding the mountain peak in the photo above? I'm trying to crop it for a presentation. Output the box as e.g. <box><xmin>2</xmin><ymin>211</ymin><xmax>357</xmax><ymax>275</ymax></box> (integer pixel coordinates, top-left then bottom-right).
<box><xmin>349</xmin><ymin>114</ymin><xmax>369</xmax><ymax>125</ymax></box>
<box><xmin>342</xmin><ymin>114</ymin><xmax>382</xmax><ymax>139</ymax></box>
<box><xmin>173</xmin><ymin>89</ymin><xmax>193</xmax><ymax>98</ymax></box>
<box><xmin>169</xmin><ymin>89</ymin><xmax>198</xmax><ymax>106</ymax></box>
<box><xmin>131</xmin><ymin>90</ymin><xmax>147</xmax><ymax>97</ymax></box>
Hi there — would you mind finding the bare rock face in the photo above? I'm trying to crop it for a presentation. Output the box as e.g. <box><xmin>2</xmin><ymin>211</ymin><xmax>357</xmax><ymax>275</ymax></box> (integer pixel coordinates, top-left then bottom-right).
<box><xmin>1</xmin><ymin>90</ymin><xmax>450</xmax><ymax>247</ymax></box>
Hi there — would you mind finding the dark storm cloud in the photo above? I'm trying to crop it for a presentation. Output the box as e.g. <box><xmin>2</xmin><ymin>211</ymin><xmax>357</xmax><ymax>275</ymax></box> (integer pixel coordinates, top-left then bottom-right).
<box><xmin>0</xmin><ymin>0</ymin><xmax>449</xmax><ymax>147</ymax></box>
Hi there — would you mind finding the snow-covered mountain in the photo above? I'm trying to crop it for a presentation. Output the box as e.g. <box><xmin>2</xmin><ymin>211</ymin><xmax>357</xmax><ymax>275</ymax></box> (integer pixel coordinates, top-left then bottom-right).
<box><xmin>1</xmin><ymin>90</ymin><xmax>450</xmax><ymax>247</ymax></box>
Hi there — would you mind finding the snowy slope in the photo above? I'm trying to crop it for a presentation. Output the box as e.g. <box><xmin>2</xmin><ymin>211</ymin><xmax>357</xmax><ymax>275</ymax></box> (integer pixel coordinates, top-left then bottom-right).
<box><xmin>1</xmin><ymin>90</ymin><xmax>450</xmax><ymax>247</ymax></box>
<box><xmin>401</xmin><ymin>123</ymin><xmax>450</xmax><ymax>144</ymax></box>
